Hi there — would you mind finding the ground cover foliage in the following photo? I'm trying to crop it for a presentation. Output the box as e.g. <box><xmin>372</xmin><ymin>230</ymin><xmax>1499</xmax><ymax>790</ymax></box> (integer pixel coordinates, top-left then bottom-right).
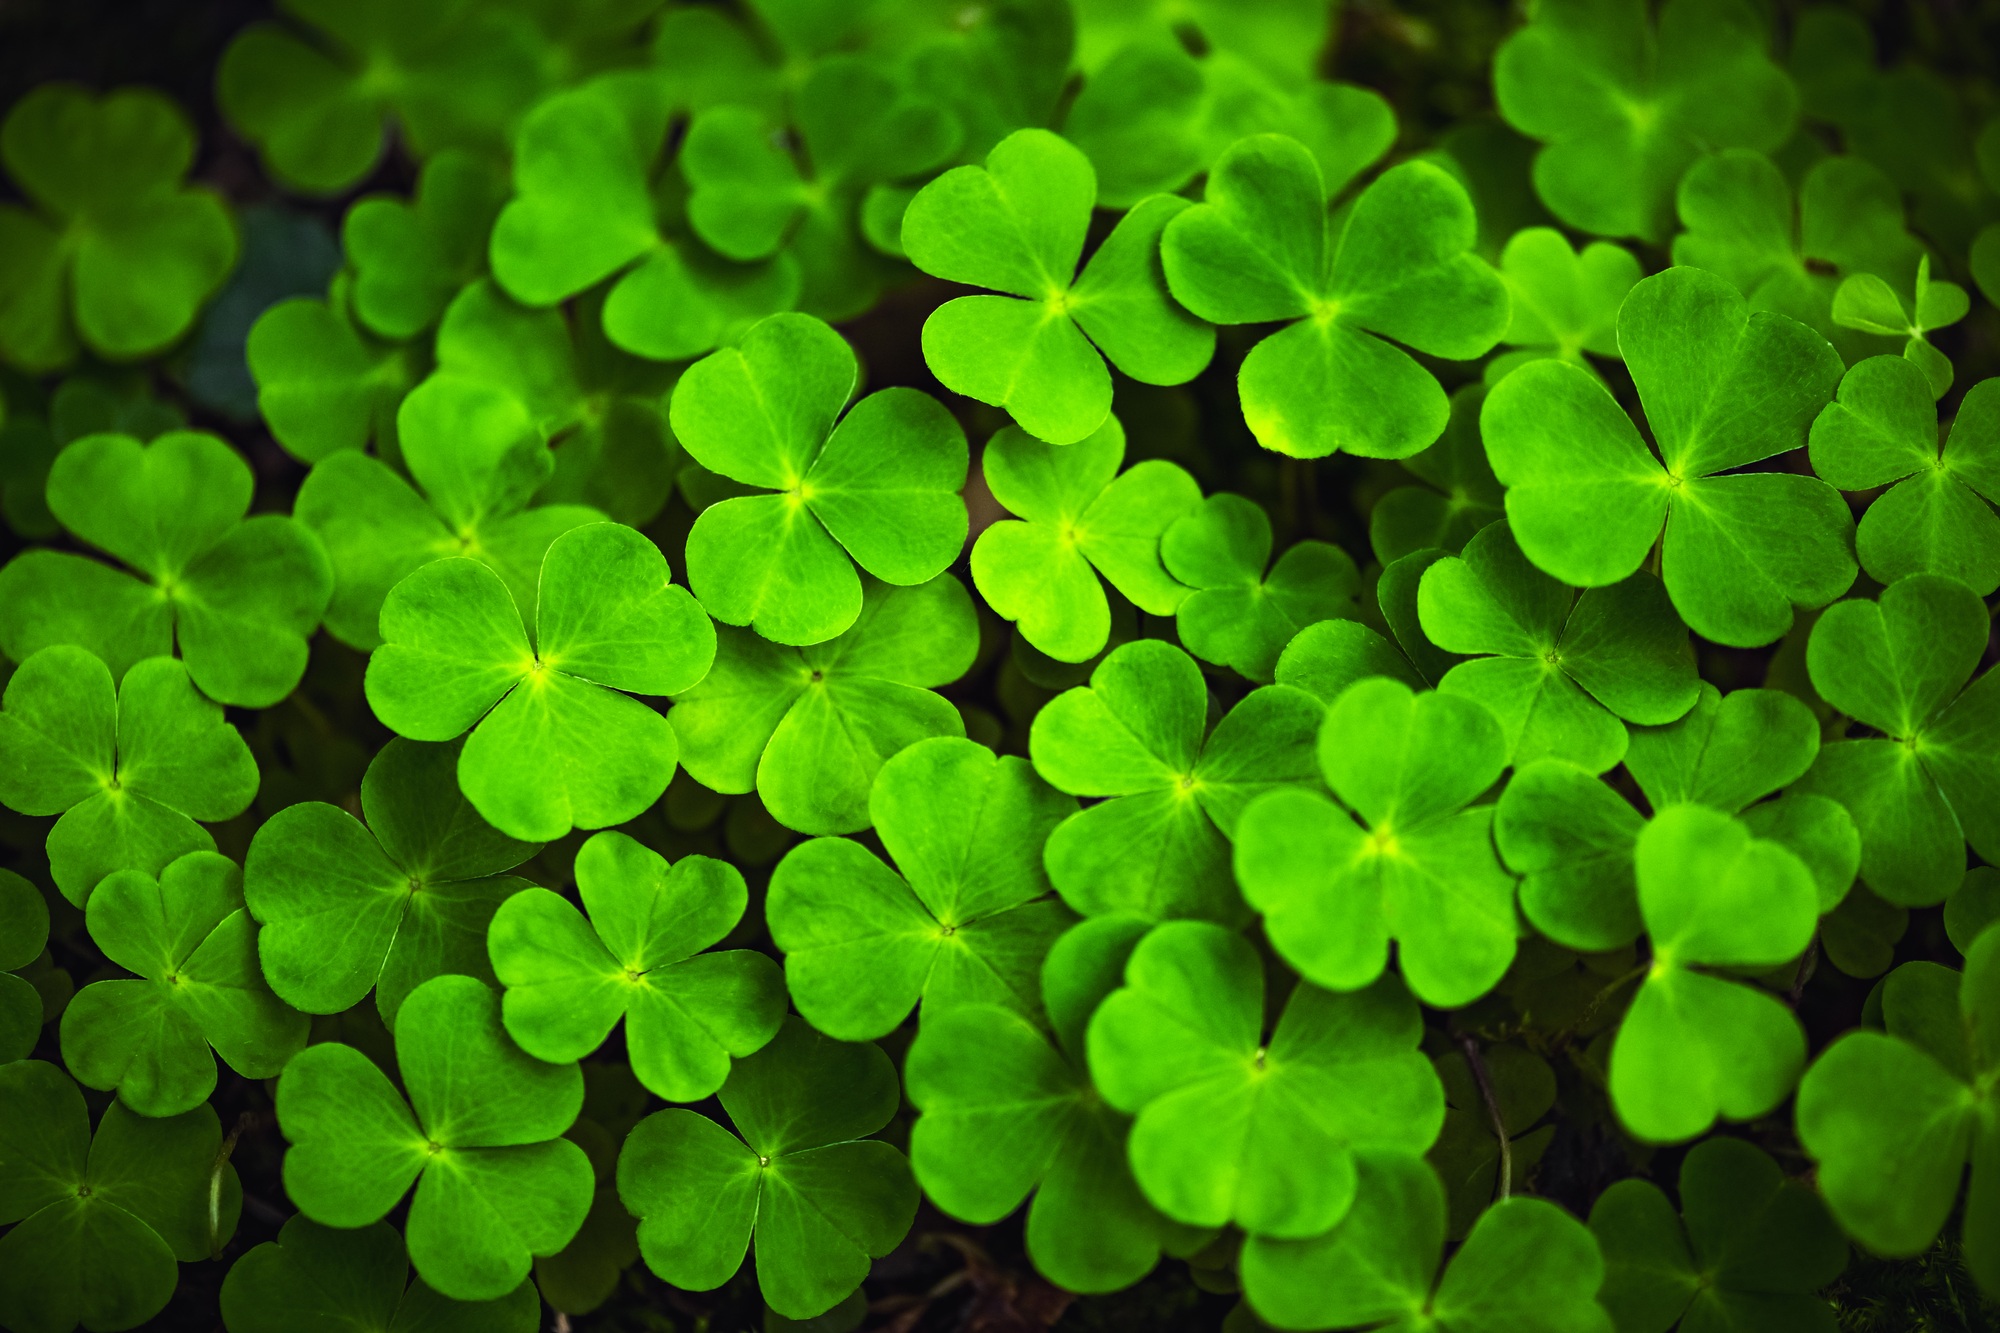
<box><xmin>3</xmin><ymin>0</ymin><xmax>2000</xmax><ymax>1330</ymax></box>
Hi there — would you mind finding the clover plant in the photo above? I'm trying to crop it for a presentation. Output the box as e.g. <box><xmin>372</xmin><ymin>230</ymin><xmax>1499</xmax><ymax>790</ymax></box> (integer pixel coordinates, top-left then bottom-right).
<box><xmin>344</xmin><ymin>151</ymin><xmax>511</xmax><ymax>342</ymax></box>
<box><xmin>1488</xmin><ymin>228</ymin><xmax>1640</xmax><ymax>383</ymax></box>
<box><xmin>246</xmin><ymin>289</ymin><xmax>422</xmax><ymax>463</ymax></box>
<box><xmin>1833</xmin><ymin>254</ymin><xmax>1970</xmax><ymax>398</ymax></box>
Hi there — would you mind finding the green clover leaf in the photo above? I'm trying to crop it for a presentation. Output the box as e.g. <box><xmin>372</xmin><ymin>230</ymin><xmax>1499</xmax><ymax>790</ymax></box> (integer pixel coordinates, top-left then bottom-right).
<box><xmin>1796</xmin><ymin>939</ymin><xmax>1999</xmax><ymax>1286</ymax></box>
<box><xmin>617</xmin><ymin>1016</ymin><xmax>918</xmax><ymax>1320</ymax></box>
<box><xmin>902</xmin><ymin>128</ymin><xmax>1214</xmax><ymax>444</ymax></box>
<box><xmin>365</xmin><ymin>521</ymin><xmax>715</xmax><ymax>842</ymax></box>
<box><xmin>1417</xmin><ymin>519</ymin><xmax>1699</xmax><ymax>773</ymax></box>
<box><xmin>769</xmin><ymin>736</ymin><xmax>1076</xmax><ymax>1041</ymax></box>
<box><xmin>971</xmin><ymin>414</ymin><xmax>1200</xmax><ymax>663</ymax></box>
<box><xmin>1673</xmin><ymin>149</ymin><xmax>1923</xmax><ymax>359</ymax></box>
<box><xmin>59</xmin><ymin>850</ymin><xmax>305</xmax><ymax>1118</ymax></box>
<box><xmin>344</xmin><ymin>149</ymin><xmax>510</xmax><ymax>341</ymax></box>
<box><xmin>0</xmin><ymin>430</ymin><xmax>333</xmax><ymax>706</ymax></box>
<box><xmin>1482</xmin><ymin>265</ymin><xmax>1852</xmax><ymax>648</ymax></box>
<box><xmin>1084</xmin><ymin>919</ymin><xmax>1443</xmax><ymax>1238</ymax></box>
<box><xmin>246</xmin><ymin>290</ymin><xmax>422</xmax><ymax>464</ymax></box>
<box><xmin>276</xmin><ymin>972</ymin><xmax>593</xmax><ymax>1301</ymax></box>
<box><xmin>243</xmin><ymin>735</ymin><xmax>541</xmax><ymax>1025</ymax></box>
<box><xmin>1792</xmin><ymin>574</ymin><xmax>2000</xmax><ymax>907</ymax></box>
<box><xmin>488</xmin><ymin>72</ymin><xmax>798</xmax><ymax>361</ymax></box>
<box><xmin>1608</xmin><ymin>803</ymin><xmax>1815</xmax><ymax>1143</ymax></box>
<box><xmin>1810</xmin><ymin>357</ymin><xmax>2000</xmax><ymax>594</ymax></box>
<box><xmin>905</xmin><ymin>913</ymin><xmax>1211</xmax><ymax>1293</ymax></box>
<box><xmin>0</xmin><ymin>647</ymin><xmax>257</xmax><ymax>906</ymax></box>
<box><xmin>488</xmin><ymin>830</ymin><xmax>784</xmax><ymax>1099</ymax></box>
<box><xmin>1234</xmin><ymin>675</ymin><xmax>1518</xmax><ymax>1008</ymax></box>
<box><xmin>1494</xmin><ymin>0</ymin><xmax>1796</xmax><ymax>242</ymax></box>
<box><xmin>1494</xmin><ymin>757</ymin><xmax>1646</xmax><ymax>952</ymax></box>
<box><xmin>1161</xmin><ymin>493</ymin><xmax>1359</xmax><ymax>681</ymax></box>
<box><xmin>0</xmin><ymin>85</ymin><xmax>238</xmax><ymax>371</ymax></box>
<box><xmin>1832</xmin><ymin>254</ymin><xmax>1969</xmax><ymax>399</ymax></box>
<box><xmin>1589</xmin><ymin>1135</ymin><xmax>1846</xmax><ymax>1333</ymax></box>
<box><xmin>0</xmin><ymin>869</ymin><xmax>51</xmax><ymax>1062</ymax></box>
<box><xmin>1487</xmin><ymin>227</ymin><xmax>1641</xmax><ymax>384</ymax></box>
<box><xmin>872</xmin><ymin>0</ymin><xmax>1074</xmax><ymax>164</ymax></box>
<box><xmin>1241</xmin><ymin>1150</ymin><xmax>1612</xmax><ymax>1333</ymax></box>
<box><xmin>1369</xmin><ymin>386</ymin><xmax>1506</xmax><ymax>567</ymax></box>
<box><xmin>1030</xmin><ymin>639</ymin><xmax>1323</xmax><ymax>924</ymax></box>
<box><xmin>670</xmin><ymin>573</ymin><xmax>978</xmax><ymax>836</ymax></box>
<box><xmin>668</xmin><ymin>313</ymin><xmax>969</xmax><ymax>646</ymax></box>
<box><xmin>221</xmin><ymin>1215</ymin><xmax>540</xmax><ymax>1333</ymax></box>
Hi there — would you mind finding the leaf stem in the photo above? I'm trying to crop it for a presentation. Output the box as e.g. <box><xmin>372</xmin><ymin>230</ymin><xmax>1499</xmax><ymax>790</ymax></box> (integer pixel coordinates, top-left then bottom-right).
<box><xmin>209</xmin><ymin>1111</ymin><xmax>254</xmax><ymax>1260</ymax></box>
<box><xmin>1454</xmin><ymin>1031</ymin><xmax>1511</xmax><ymax>1201</ymax></box>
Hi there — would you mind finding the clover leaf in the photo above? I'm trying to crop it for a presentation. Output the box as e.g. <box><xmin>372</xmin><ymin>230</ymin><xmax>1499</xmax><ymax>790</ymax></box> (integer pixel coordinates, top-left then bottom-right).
<box><xmin>901</xmin><ymin>128</ymin><xmax>1213</xmax><ymax>444</ymax></box>
<box><xmin>1160</xmin><ymin>493</ymin><xmax>1359</xmax><ymax>681</ymax></box>
<box><xmin>1832</xmin><ymin>254</ymin><xmax>1969</xmax><ymax>399</ymax></box>
<box><xmin>1487</xmin><ymin>227</ymin><xmax>1641</xmax><ymax>383</ymax></box>
<box><xmin>1493</xmin><ymin>0</ymin><xmax>1796</xmax><ymax>242</ymax></box>
<box><xmin>1590</xmin><ymin>1135</ymin><xmax>1846</xmax><ymax>1333</ymax></box>
<box><xmin>1494</xmin><ymin>758</ymin><xmax>1646</xmax><ymax>952</ymax></box>
<box><xmin>244</xmin><ymin>735</ymin><xmax>540</xmax><ymax>1025</ymax></box>
<box><xmin>1085</xmin><ymin>919</ymin><xmax>1441</xmax><ymax>1238</ymax></box>
<box><xmin>906</xmin><ymin>913</ymin><xmax>1211</xmax><ymax>1293</ymax></box>
<box><xmin>1608</xmin><ymin>804</ymin><xmax>1815</xmax><ymax>1143</ymax></box>
<box><xmin>1240</xmin><ymin>1150</ymin><xmax>1612</xmax><ymax>1333</ymax></box>
<box><xmin>1162</xmin><ymin>134</ymin><xmax>1507</xmax><ymax>459</ymax></box>
<box><xmin>1417</xmin><ymin>519</ymin><xmax>1699</xmax><ymax>773</ymax></box>
<box><xmin>488</xmin><ymin>830</ymin><xmax>784</xmax><ymax>1099</ymax></box>
<box><xmin>668</xmin><ymin>313</ymin><xmax>969</xmax><ymax>646</ymax></box>
<box><xmin>0</xmin><ymin>85</ymin><xmax>238</xmax><ymax>371</ymax></box>
<box><xmin>345</xmin><ymin>149</ymin><xmax>510</xmax><ymax>341</ymax></box>
<box><xmin>971</xmin><ymin>414</ymin><xmax>1201</xmax><ymax>663</ymax></box>
<box><xmin>670</xmin><ymin>573</ymin><xmax>978</xmax><ymax>836</ymax></box>
<box><xmin>0</xmin><ymin>1060</ymin><xmax>241</xmax><ymax>1333</ymax></box>
<box><xmin>0</xmin><ymin>647</ymin><xmax>257</xmax><ymax>906</ymax></box>
<box><xmin>1810</xmin><ymin>357</ymin><xmax>2000</xmax><ymax>594</ymax></box>
<box><xmin>246</xmin><ymin>290</ymin><xmax>422</xmax><ymax>464</ymax></box>
<box><xmin>0</xmin><ymin>869</ymin><xmax>50</xmax><ymax>1061</ymax></box>
<box><xmin>365</xmin><ymin>521</ymin><xmax>715</xmax><ymax>842</ymax></box>
<box><xmin>0</xmin><ymin>429</ymin><xmax>333</xmax><ymax>706</ymax></box>
<box><xmin>769</xmin><ymin>736</ymin><xmax>1076</xmax><ymax>1040</ymax></box>
<box><xmin>1235</xmin><ymin>675</ymin><xmax>1517</xmax><ymax>1007</ymax></box>
<box><xmin>1673</xmin><ymin>150</ymin><xmax>1923</xmax><ymax>358</ymax></box>
<box><xmin>489</xmin><ymin>72</ymin><xmax>798</xmax><ymax>361</ymax></box>
<box><xmin>1369</xmin><ymin>386</ymin><xmax>1506</xmax><ymax>567</ymax></box>
<box><xmin>1030</xmin><ymin>639</ymin><xmax>1323</xmax><ymax>924</ymax></box>
<box><xmin>59</xmin><ymin>850</ymin><xmax>305</xmax><ymax>1118</ymax></box>
<box><xmin>1482</xmin><ymin>265</ymin><xmax>1852</xmax><ymax>648</ymax></box>
<box><xmin>276</xmin><ymin>973</ymin><xmax>593</xmax><ymax>1301</ymax></box>
<box><xmin>1796</xmin><ymin>938</ymin><xmax>2000</xmax><ymax>1286</ymax></box>
<box><xmin>874</xmin><ymin>0</ymin><xmax>1074</xmax><ymax>164</ymax></box>
<box><xmin>1792</xmin><ymin>574</ymin><xmax>2000</xmax><ymax>907</ymax></box>
<box><xmin>221</xmin><ymin>1215</ymin><xmax>540</xmax><ymax>1333</ymax></box>
<box><xmin>617</xmin><ymin>1016</ymin><xmax>918</xmax><ymax>1320</ymax></box>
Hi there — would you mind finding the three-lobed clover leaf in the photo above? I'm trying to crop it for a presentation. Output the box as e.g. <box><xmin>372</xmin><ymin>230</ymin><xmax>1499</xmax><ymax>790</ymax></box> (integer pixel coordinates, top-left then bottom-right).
<box><xmin>246</xmin><ymin>287</ymin><xmax>422</xmax><ymax>464</ymax></box>
<box><xmin>1162</xmin><ymin>133</ymin><xmax>1507</xmax><ymax>459</ymax></box>
<box><xmin>0</xmin><ymin>869</ymin><xmax>50</xmax><ymax>1061</ymax></box>
<box><xmin>667</xmin><ymin>312</ymin><xmax>968</xmax><ymax>646</ymax></box>
<box><xmin>769</xmin><ymin>736</ymin><xmax>1076</xmax><ymax>1040</ymax></box>
<box><xmin>902</xmin><ymin>128</ymin><xmax>1214</xmax><ymax>444</ymax></box>
<box><xmin>221</xmin><ymin>1215</ymin><xmax>540</xmax><ymax>1333</ymax></box>
<box><xmin>1241</xmin><ymin>1149</ymin><xmax>1613</xmax><ymax>1333</ymax></box>
<box><xmin>1085</xmin><ymin>919</ymin><xmax>1443</xmax><ymax>1238</ymax></box>
<box><xmin>1589</xmin><ymin>1135</ymin><xmax>1846</xmax><ymax>1333</ymax></box>
<box><xmin>0</xmin><ymin>429</ymin><xmax>334</xmax><ymax>706</ymax></box>
<box><xmin>1417</xmin><ymin>519</ymin><xmax>1698</xmax><ymax>774</ymax></box>
<box><xmin>1487</xmin><ymin>227</ymin><xmax>1641</xmax><ymax>383</ymax></box>
<box><xmin>1369</xmin><ymin>386</ymin><xmax>1506</xmax><ymax>567</ymax></box>
<box><xmin>0</xmin><ymin>1060</ymin><xmax>242</xmax><ymax>1333</ymax></box>
<box><xmin>365</xmin><ymin>521</ymin><xmax>716</xmax><ymax>842</ymax></box>
<box><xmin>1234</xmin><ymin>675</ymin><xmax>1519</xmax><ymax>1008</ymax></box>
<box><xmin>344</xmin><ymin>149</ymin><xmax>510</xmax><ymax>341</ymax></box>
<box><xmin>1493</xmin><ymin>0</ymin><xmax>1796</xmax><ymax>242</ymax></box>
<box><xmin>670</xmin><ymin>573</ymin><xmax>979</xmax><ymax>836</ymax></box>
<box><xmin>60</xmin><ymin>850</ymin><xmax>305</xmax><ymax>1118</ymax></box>
<box><xmin>0</xmin><ymin>85</ymin><xmax>238</xmax><ymax>371</ymax></box>
<box><xmin>1161</xmin><ymin>493</ymin><xmax>1359</xmax><ymax>681</ymax></box>
<box><xmin>487</xmin><ymin>830</ymin><xmax>784</xmax><ymax>1100</ymax></box>
<box><xmin>1030</xmin><ymin>639</ymin><xmax>1324</xmax><ymax>924</ymax></box>
<box><xmin>617</xmin><ymin>1016</ymin><xmax>919</xmax><ymax>1320</ymax></box>
<box><xmin>276</xmin><ymin>973</ymin><xmax>593</xmax><ymax>1301</ymax></box>
<box><xmin>1608</xmin><ymin>804</ymin><xmax>1816</xmax><ymax>1143</ymax></box>
<box><xmin>1482</xmin><ymin>265</ymin><xmax>1852</xmax><ymax>648</ymax></box>
<box><xmin>906</xmin><ymin>913</ymin><xmax>1212</xmax><ymax>1294</ymax></box>
<box><xmin>1832</xmin><ymin>253</ymin><xmax>1969</xmax><ymax>399</ymax></box>
<box><xmin>971</xmin><ymin>414</ymin><xmax>1201</xmax><ymax>663</ymax></box>
<box><xmin>1810</xmin><ymin>357</ymin><xmax>2000</xmax><ymax>594</ymax></box>
<box><xmin>0</xmin><ymin>647</ymin><xmax>258</xmax><ymax>906</ymax></box>
<box><xmin>243</xmin><ymin>735</ymin><xmax>541</xmax><ymax>1026</ymax></box>
<box><xmin>1793</xmin><ymin>574</ymin><xmax>2000</xmax><ymax>907</ymax></box>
